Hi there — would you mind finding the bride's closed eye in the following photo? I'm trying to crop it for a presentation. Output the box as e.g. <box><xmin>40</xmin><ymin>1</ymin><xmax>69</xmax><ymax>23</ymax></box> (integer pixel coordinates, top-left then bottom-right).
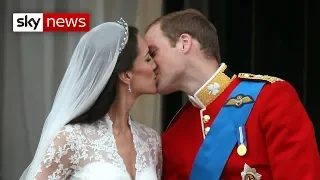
<box><xmin>145</xmin><ymin>57</ymin><xmax>151</xmax><ymax>62</ymax></box>
<box><xmin>145</xmin><ymin>54</ymin><xmax>153</xmax><ymax>63</ymax></box>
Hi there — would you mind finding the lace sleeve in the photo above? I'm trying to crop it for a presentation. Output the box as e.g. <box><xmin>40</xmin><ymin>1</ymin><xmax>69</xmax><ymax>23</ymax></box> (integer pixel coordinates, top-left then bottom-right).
<box><xmin>34</xmin><ymin>125</ymin><xmax>79</xmax><ymax>180</ymax></box>
<box><xmin>156</xmin><ymin>133</ymin><xmax>163</xmax><ymax>180</ymax></box>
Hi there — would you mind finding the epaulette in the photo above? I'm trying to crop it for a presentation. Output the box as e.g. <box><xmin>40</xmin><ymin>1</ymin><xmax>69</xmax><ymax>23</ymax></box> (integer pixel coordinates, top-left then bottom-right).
<box><xmin>165</xmin><ymin>102</ymin><xmax>191</xmax><ymax>131</ymax></box>
<box><xmin>238</xmin><ymin>73</ymin><xmax>284</xmax><ymax>83</ymax></box>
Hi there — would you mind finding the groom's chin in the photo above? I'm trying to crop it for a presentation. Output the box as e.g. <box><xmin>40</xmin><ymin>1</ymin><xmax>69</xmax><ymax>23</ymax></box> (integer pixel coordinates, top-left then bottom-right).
<box><xmin>156</xmin><ymin>82</ymin><xmax>173</xmax><ymax>95</ymax></box>
<box><xmin>156</xmin><ymin>87</ymin><xmax>164</xmax><ymax>95</ymax></box>
<box><xmin>156</xmin><ymin>87</ymin><xmax>172</xmax><ymax>95</ymax></box>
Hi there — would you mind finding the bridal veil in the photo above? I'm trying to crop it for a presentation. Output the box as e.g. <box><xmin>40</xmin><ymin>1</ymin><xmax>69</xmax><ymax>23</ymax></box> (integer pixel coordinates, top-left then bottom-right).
<box><xmin>19</xmin><ymin>18</ymin><xmax>129</xmax><ymax>180</ymax></box>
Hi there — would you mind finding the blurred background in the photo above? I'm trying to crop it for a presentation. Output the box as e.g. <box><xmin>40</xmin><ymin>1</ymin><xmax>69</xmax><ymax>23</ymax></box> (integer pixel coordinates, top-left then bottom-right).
<box><xmin>0</xmin><ymin>0</ymin><xmax>319</xmax><ymax>179</ymax></box>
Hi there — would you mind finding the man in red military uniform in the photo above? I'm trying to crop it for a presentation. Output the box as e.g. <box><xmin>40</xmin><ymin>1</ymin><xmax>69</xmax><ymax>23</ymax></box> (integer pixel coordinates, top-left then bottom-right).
<box><xmin>145</xmin><ymin>9</ymin><xmax>319</xmax><ymax>179</ymax></box>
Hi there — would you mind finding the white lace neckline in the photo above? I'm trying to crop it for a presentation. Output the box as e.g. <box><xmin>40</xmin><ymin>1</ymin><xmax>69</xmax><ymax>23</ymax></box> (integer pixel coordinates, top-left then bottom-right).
<box><xmin>35</xmin><ymin>114</ymin><xmax>162</xmax><ymax>180</ymax></box>
<box><xmin>103</xmin><ymin>114</ymin><xmax>140</xmax><ymax>176</ymax></box>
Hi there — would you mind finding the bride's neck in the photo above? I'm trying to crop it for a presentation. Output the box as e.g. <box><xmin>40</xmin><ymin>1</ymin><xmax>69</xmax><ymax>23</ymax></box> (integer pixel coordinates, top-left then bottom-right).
<box><xmin>108</xmin><ymin>86</ymin><xmax>136</xmax><ymax>135</ymax></box>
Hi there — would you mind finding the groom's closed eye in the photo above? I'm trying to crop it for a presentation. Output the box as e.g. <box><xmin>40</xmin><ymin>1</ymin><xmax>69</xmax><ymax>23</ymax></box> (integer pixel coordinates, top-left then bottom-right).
<box><xmin>148</xmin><ymin>46</ymin><xmax>158</xmax><ymax>58</ymax></box>
<box><xmin>149</xmin><ymin>50</ymin><xmax>157</xmax><ymax>58</ymax></box>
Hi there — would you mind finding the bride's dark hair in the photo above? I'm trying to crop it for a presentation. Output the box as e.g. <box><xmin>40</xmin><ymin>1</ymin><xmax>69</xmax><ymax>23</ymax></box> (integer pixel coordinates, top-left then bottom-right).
<box><xmin>68</xmin><ymin>26</ymin><xmax>139</xmax><ymax>125</ymax></box>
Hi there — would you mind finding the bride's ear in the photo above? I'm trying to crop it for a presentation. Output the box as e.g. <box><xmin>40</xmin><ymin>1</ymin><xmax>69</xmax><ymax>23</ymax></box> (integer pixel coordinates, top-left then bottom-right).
<box><xmin>118</xmin><ymin>71</ymin><xmax>132</xmax><ymax>84</ymax></box>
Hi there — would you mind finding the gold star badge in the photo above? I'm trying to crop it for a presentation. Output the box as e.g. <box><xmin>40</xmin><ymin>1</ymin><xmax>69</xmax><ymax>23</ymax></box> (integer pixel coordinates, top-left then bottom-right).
<box><xmin>241</xmin><ymin>164</ymin><xmax>262</xmax><ymax>180</ymax></box>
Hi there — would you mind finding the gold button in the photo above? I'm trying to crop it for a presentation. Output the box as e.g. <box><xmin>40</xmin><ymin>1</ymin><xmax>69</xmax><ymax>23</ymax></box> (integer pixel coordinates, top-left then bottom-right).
<box><xmin>203</xmin><ymin>115</ymin><xmax>210</xmax><ymax>123</ymax></box>
<box><xmin>204</xmin><ymin>127</ymin><xmax>210</xmax><ymax>135</ymax></box>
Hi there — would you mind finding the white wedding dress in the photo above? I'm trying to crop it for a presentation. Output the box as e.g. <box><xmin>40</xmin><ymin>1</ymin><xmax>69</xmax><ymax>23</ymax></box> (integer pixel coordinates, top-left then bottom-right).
<box><xmin>33</xmin><ymin>115</ymin><xmax>162</xmax><ymax>180</ymax></box>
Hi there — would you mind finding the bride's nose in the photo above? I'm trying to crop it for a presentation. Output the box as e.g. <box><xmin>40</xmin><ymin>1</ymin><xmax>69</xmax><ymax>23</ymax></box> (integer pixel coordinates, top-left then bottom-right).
<box><xmin>151</xmin><ymin>58</ymin><xmax>158</xmax><ymax>72</ymax></box>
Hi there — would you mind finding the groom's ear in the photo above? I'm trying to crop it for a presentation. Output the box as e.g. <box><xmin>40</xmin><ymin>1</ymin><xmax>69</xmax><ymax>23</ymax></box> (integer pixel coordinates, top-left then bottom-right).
<box><xmin>178</xmin><ymin>33</ymin><xmax>192</xmax><ymax>54</ymax></box>
<box><xmin>118</xmin><ymin>71</ymin><xmax>132</xmax><ymax>84</ymax></box>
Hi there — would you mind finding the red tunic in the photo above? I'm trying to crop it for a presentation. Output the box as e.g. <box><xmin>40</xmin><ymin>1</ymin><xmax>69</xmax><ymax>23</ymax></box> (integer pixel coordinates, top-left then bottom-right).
<box><xmin>162</xmin><ymin>77</ymin><xmax>320</xmax><ymax>180</ymax></box>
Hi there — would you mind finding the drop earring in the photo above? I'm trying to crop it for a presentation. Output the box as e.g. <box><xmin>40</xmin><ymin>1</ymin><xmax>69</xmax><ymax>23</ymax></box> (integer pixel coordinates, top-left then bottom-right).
<box><xmin>128</xmin><ymin>82</ymin><xmax>132</xmax><ymax>92</ymax></box>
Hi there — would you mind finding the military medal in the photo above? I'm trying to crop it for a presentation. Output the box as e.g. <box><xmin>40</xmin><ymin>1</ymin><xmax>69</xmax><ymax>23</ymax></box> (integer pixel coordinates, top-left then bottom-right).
<box><xmin>237</xmin><ymin>126</ymin><xmax>247</xmax><ymax>156</ymax></box>
<box><xmin>237</xmin><ymin>143</ymin><xmax>247</xmax><ymax>156</ymax></box>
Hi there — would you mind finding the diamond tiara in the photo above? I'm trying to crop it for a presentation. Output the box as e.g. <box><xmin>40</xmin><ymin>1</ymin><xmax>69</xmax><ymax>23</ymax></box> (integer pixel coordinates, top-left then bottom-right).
<box><xmin>116</xmin><ymin>17</ymin><xmax>129</xmax><ymax>53</ymax></box>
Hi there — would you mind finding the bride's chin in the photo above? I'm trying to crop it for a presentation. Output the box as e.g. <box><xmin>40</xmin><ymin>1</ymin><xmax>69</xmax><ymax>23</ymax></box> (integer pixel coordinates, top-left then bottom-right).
<box><xmin>150</xmin><ymin>88</ymin><xmax>158</xmax><ymax>95</ymax></box>
<box><xmin>149</xmin><ymin>87</ymin><xmax>158</xmax><ymax>95</ymax></box>
<box><xmin>149</xmin><ymin>83</ymin><xmax>158</xmax><ymax>94</ymax></box>
<box><xmin>138</xmin><ymin>87</ymin><xmax>158</xmax><ymax>95</ymax></box>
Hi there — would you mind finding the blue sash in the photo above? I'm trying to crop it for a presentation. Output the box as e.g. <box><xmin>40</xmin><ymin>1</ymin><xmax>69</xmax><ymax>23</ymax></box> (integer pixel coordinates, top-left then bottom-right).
<box><xmin>190</xmin><ymin>81</ymin><xmax>265</xmax><ymax>180</ymax></box>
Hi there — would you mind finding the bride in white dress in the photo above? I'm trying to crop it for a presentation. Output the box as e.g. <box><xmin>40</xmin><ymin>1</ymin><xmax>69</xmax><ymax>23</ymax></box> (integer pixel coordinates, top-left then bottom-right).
<box><xmin>19</xmin><ymin>18</ymin><xmax>162</xmax><ymax>180</ymax></box>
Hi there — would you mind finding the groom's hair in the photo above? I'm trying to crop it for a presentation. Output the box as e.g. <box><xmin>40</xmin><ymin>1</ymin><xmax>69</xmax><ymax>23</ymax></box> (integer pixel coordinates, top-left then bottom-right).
<box><xmin>69</xmin><ymin>26</ymin><xmax>139</xmax><ymax>125</ymax></box>
<box><xmin>146</xmin><ymin>9</ymin><xmax>221</xmax><ymax>62</ymax></box>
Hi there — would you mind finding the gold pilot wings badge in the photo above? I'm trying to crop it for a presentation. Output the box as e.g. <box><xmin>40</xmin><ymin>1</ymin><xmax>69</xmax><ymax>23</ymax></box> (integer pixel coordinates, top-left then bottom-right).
<box><xmin>238</xmin><ymin>73</ymin><xmax>284</xmax><ymax>83</ymax></box>
<box><xmin>241</xmin><ymin>163</ymin><xmax>262</xmax><ymax>180</ymax></box>
<box><xmin>224</xmin><ymin>94</ymin><xmax>254</xmax><ymax>108</ymax></box>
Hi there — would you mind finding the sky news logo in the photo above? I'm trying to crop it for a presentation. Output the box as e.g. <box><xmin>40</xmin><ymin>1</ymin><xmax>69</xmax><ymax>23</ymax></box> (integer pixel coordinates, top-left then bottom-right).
<box><xmin>13</xmin><ymin>13</ymin><xmax>90</xmax><ymax>32</ymax></box>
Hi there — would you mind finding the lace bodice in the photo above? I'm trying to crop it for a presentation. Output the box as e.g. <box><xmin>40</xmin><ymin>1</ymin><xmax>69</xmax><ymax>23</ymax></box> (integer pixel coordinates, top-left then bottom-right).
<box><xmin>33</xmin><ymin>116</ymin><xmax>162</xmax><ymax>180</ymax></box>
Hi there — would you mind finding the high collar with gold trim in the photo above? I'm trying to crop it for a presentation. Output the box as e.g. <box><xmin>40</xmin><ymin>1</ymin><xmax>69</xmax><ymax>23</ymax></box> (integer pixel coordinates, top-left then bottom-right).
<box><xmin>188</xmin><ymin>63</ymin><xmax>237</xmax><ymax>109</ymax></box>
